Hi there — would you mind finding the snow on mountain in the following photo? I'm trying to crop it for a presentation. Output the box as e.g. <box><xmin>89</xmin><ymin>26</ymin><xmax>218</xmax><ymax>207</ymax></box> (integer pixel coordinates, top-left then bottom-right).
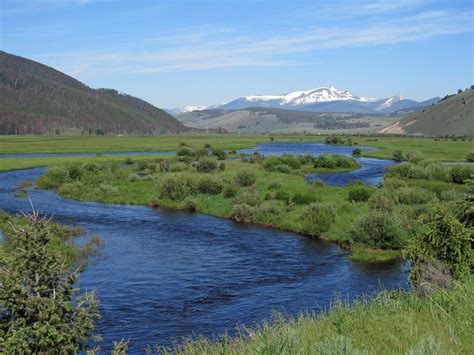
<box><xmin>233</xmin><ymin>86</ymin><xmax>382</xmax><ymax>108</ymax></box>
<box><xmin>376</xmin><ymin>95</ymin><xmax>404</xmax><ymax>110</ymax></box>
<box><xmin>170</xmin><ymin>105</ymin><xmax>207</xmax><ymax>115</ymax></box>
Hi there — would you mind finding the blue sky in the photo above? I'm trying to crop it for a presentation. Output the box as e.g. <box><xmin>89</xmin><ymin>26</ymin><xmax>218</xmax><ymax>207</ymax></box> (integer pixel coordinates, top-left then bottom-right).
<box><xmin>1</xmin><ymin>0</ymin><xmax>473</xmax><ymax>108</ymax></box>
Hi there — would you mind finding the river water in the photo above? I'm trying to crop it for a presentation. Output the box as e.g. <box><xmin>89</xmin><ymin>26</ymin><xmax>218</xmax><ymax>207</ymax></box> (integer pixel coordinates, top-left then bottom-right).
<box><xmin>0</xmin><ymin>142</ymin><xmax>407</xmax><ymax>352</ymax></box>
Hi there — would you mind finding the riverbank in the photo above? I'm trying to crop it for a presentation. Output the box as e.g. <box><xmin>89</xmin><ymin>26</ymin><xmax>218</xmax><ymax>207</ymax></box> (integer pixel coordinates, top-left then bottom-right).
<box><xmin>164</xmin><ymin>279</ymin><xmax>473</xmax><ymax>354</ymax></box>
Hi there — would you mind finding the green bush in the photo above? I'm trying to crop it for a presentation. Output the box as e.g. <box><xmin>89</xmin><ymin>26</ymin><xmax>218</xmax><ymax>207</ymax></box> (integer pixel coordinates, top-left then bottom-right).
<box><xmin>405</xmin><ymin>206</ymin><xmax>473</xmax><ymax>284</ymax></box>
<box><xmin>314</xmin><ymin>155</ymin><xmax>358</xmax><ymax>169</ymax></box>
<box><xmin>300</xmin><ymin>202</ymin><xmax>336</xmax><ymax>237</ymax></box>
<box><xmin>274</xmin><ymin>164</ymin><xmax>291</xmax><ymax>174</ymax></box>
<box><xmin>466</xmin><ymin>151</ymin><xmax>474</xmax><ymax>162</ymax></box>
<box><xmin>177</xmin><ymin>146</ymin><xmax>195</xmax><ymax>157</ymax></box>
<box><xmin>423</xmin><ymin>162</ymin><xmax>449</xmax><ymax>181</ymax></box>
<box><xmin>223</xmin><ymin>184</ymin><xmax>238</xmax><ymax>198</ymax></box>
<box><xmin>236</xmin><ymin>169</ymin><xmax>257</xmax><ymax>187</ymax></box>
<box><xmin>368</xmin><ymin>190</ymin><xmax>396</xmax><ymax>212</ymax></box>
<box><xmin>347</xmin><ymin>183</ymin><xmax>376</xmax><ymax>202</ymax></box>
<box><xmin>124</xmin><ymin>157</ymin><xmax>133</xmax><ymax>165</ymax></box>
<box><xmin>159</xmin><ymin>174</ymin><xmax>197</xmax><ymax>200</ymax></box>
<box><xmin>394</xmin><ymin>187</ymin><xmax>437</xmax><ymax>205</ymax></box>
<box><xmin>268</xmin><ymin>181</ymin><xmax>282</xmax><ymax>190</ymax></box>
<box><xmin>232</xmin><ymin>203</ymin><xmax>254</xmax><ymax>222</ymax></box>
<box><xmin>38</xmin><ymin>166</ymin><xmax>71</xmax><ymax>188</ymax></box>
<box><xmin>218</xmin><ymin>162</ymin><xmax>226</xmax><ymax>171</ymax></box>
<box><xmin>211</xmin><ymin>147</ymin><xmax>227</xmax><ymax>160</ymax></box>
<box><xmin>275</xmin><ymin>189</ymin><xmax>291</xmax><ymax>203</ymax></box>
<box><xmin>406</xmin><ymin>151</ymin><xmax>425</xmax><ymax>164</ymax></box>
<box><xmin>137</xmin><ymin>161</ymin><xmax>149</xmax><ymax>171</ymax></box>
<box><xmin>67</xmin><ymin>164</ymin><xmax>84</xmax><ymax>180</ymax></box>
<box><xmin>352</xmin><ymin>148</ymin><xmax>362</xmax><ymax>156</ymax></box>
<box><xmin>197</xmin><ymin>176</ymin><xmax>224</xmax><ymax>195</ymax></box>
<box><xmin>350</xmin><ymin>210</ymin><xmax>405</xmax><ymax>249</ymax></box>
<box><xmin>232</xmin><ymin>187</ymin><xmax>261</xmax><ymax>207</ymax></box>
<box><xmin>196</xmin><ymin>157</ymin><xmax>219</xmax><ymax>173</ymax></box>
<box><xmin>392</xmin><ymin>150</ymin><xmax>404</xmax><ymax>162</ymax></box>
<box><xmin>292</xmin><ymin>192</ymin><xmax>321</xmax><ymax>205</ymax></box>
<box><xmin>309</xmin><ymin>178</ymin><xmax>325</xmax><ymax>187</ymax></box>
<box><xmin>262</xmin><ymin>156</ymin><xmax>301</xmax><ymax>172</ymax></box>
<box><xmin>450</xmin><ymin>166</ymin><xmax>472</xmax><ymax>184</ymax></box>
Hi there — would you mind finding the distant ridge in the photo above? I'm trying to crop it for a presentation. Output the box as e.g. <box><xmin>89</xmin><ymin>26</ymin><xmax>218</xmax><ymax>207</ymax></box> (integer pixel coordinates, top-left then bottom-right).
<box><xmin>0</xmin><ymin>51</ymin><xmax>191</xmax><ymax>135</ymax></box>
<box><xmin>379</xmin><ymin>88</ymin><xmax>474</xmax><ymax>136</ymax></box>
<box><xmin>171</xmin><ymin>87</ymin><xmax>439</xmax><ymax>115</ymax></box>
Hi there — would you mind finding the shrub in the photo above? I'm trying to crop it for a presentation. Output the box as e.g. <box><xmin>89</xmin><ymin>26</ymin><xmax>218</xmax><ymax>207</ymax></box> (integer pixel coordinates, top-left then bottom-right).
<box><xmin>466</xmin><ymin>151</ymin><xmax>474</xmax><ymax>162</ymax></box>
<box><xmin>313</xmin><ymin>155</ymin><xmax>336</xmax><ymax>169</ymax></box>
<box><xmin>38</xmin><ymin>166</ymin><xmax>71</xmax><ymax>188</ymax></box>
<box><xmin>268</xmin><ymin>181</ymin><xmax>282</xmax><ymax>190</ymax></box>
<box><xmin>379</xmin><ymin>178</ymin><xmax>406</xmax><ymax>189</ymax></box>
<box><xmin>347</xmin><ymin>183</ymin><xmax>376</xmax><ymax>202</ymax></box>
<box><xmin>137</xmin><ymin>161</ymin><xmax>149</xmax><ymax>171</ymax></box>
<box><xmin>424</xmin><ymin>162</ymin><xmax>449</xmax><ymax>181</ymax></box>
<box><xmin>274</xmin><ymin>164</ymin><xmax>291</xmax><ymax>174</ymax></box>
<box><xmin>406</xmin><ymin>151</ymin><xmax>425</xmax><ymax>164</ymax></box>
<box><xmin>392</xmin><ymin>150</ymin><xmax>404</xmax><ymax>162</ymax></box>
<box><xmin>406</xmin><ymin>165</ymin><xmax>426</xmax><ymax>180</ymax></box>
<box><xmin>275</xmin><ymin>189</ymin><xmax>291</xmax><ymax>203</ymax></box>
<box><xmin>223</xmin><ymin>184</ymin><xmax>238</xmax><ymax>198</ymax></box>
<box><xmin>67</xmin><ymin>164</ymin><xmax>84</xmax><ymax>180</ymax></box>
<box><xmin>218</xmin><ymin>162</ymin><xmax>226</xmax><ymax>171</ymax></box>
<box><xmin>236</xmin><ymin>169</ymin><xmax>256</xmax><ymax>187</ymax></box>
<box><xmin>232</xmin><ymin>203</ymin><xmax>254</xmax><ymax>223</ymax></box>
<box><xmin>325</xmin><ymin>136</ymin><xmax>345</xmax><ymax>145</ymax></box>
<box><xmin>368</xmin><ymin>190</ymin><xmax>396</xmax><ymax>211</ymax></box>
<box><xmin>211</xmin><ymin>148</ymin><xmax>227</xmax><ymax>160</ymax></box>
<box><xmin>314</xmin><ymin>155</ymin><xmax>357</xmax><ymax>169</ymax></box>
<box><xmin>177</xmin><ymin>146</ymin><xmax>195</xmax><ymax>157</ymax></box>
<box><xmin>350</xmin><ymin>210</ymin><xmax>405</xmax><ymax>249</ymax></box>
<box><xmin>183</xmin><ymin>196</ymin><xmax>198</xmax><ymax>211</ymax></box>
<box><xmin>352</xmin><ymin>148</ymin><xmax>362</xmax><ymax>156</ymax></box>
<box><xmin>169</xmin><ymin>162</ymin><xmax>187</xmax><ymax>172</ymax></box>
<box><xmin>309</xmin><ymin>178</ymin><xmax>325</xmax><ymax>187</ymax></box>
<box><xmin>159</xmin><ymin>174</ymin><xmax>197</xmax><ymax>200</ymax></box>
<box><xmin>300</xmin><ymin>202</ymin><xmax>336</xmax><ymax>237</ymax></box>
<box><xmin>439</xmin><ymin>190</ymin><xmax>466</xmax><ymax>202</ymax></box>
<box><xmin>405</xmin><ymin>206</ymin><xmax>473</xmax><ymax>284</ymax></box>
<box><xmin>393</xmin><ymin>187</ymin><xmax>437</xmax><ymax>205</ymax></box>
<box><xmin>292</xmin><ymin>192</ymin><xmax>321</xmax><ymax>205</ymax></box>
<box><xmin>159</xmin><ymin>159</ymin><xmax>171</xmax><ymax>172</ymax></box>
<box><xmin>124</xmin><ymin>157</ymin><xmax>133</xmax><ymax>165</ymax></box>
<box><xmin>196</xmin><ymin>157</ymin><xmax>218</xmax><ymax>173</ymax></box>
<box><xmin>232</xmin><ymin>187</ymin><xmax>261</xmax><ymax>207</ymax></box>
<box><xmin>450</xmin><ymin>166</ymin><xmax>472</xmax><ymax>184</ymax></box>
<box><xmin>197</xmin><ymin>175</ymin><xmax>224</xmax><ymax>194</ymax></box>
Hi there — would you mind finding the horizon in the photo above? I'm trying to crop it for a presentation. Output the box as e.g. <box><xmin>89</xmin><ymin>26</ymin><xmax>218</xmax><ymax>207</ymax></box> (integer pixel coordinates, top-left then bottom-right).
<box><xmin>1</xmin><ymin>0</ymin><xmax>473</xmax><ymax>108</ymax></box>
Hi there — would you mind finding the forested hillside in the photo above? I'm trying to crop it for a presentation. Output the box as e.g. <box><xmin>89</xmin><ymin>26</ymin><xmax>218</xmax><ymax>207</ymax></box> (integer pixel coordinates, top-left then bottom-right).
<box><xmin>0</xmin><ymin>51</ymin><xmax>188</xmax><ymax>135</ymax></box>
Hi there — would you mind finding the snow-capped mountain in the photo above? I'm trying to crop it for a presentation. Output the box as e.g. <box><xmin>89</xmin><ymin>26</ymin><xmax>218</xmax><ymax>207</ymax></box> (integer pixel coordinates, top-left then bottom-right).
<box><xmin>168</xmin><ymin>105</ymin><xmax>207</xmax><ymax>116</ymax></box>
<box><xmin>171</xmin><ymin>87</ymin><xmax>439</xmax><ymax>115</ymax></box>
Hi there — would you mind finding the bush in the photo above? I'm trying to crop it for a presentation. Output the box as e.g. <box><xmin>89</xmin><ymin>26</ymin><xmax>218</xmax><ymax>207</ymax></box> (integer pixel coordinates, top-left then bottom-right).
<box><xmin>262</xmin><ymin>155</ymin><xmax>301</xmax><ymax>172</ymax></box>
<box><xmin>314</xmin><ymin>155</ymin><xmax>357</xmax><ymax>169</ymax></box>
<box><xmin>393</xmin><ymin>187</ymin><xmax>437</xmax><ymax>205</ymax></box>
<box><xmin>183</xmin><ymin>196</ymin><xmax>198</xmax><ymax>211</ymax></box>
<box><xmin>67</xmin><ymin>164</ymin><xmax>84</xmax><ymax>180</ymax></box>
<box><xmin>275</xmin><ymin>189</ymin><xmax>291</xmax><ymax>203</ymax></box>
<box><xmin>406</xmin><ymin>151</ymin><xmax>425</xmax><ymax>164</ymax></box>
<box><xmin>268</xmin><ymin>181</ymin><xmax>282</xmax><ymax>190</ymax></box>
<box><xmin>177</xmin><ymin>146</ymin><xmax>195</xmax><ymax>157</ymax></box>
<box><xmin>309</xmin><ymin>178</ymin><xmax>325</xmax><ymax>187</ymax></box>
<box><xmin>196</xmin><ymin>157</ymin><xmax>219</xmax><ymax>173</ymax></box>
<box><xmin>169</xmin><ymin>162</ymin><xmax>187</xmax><ymax>172</ymax></box>
<box><xmin>424</xmin><ymin>162</ymin><xmax>449</xmax><ymax>181</ymax></box>
<box><xmin>352</xmin><ymin>148</ymin><xmax>362</xmax><ymax>156</ymax></box>
<box><xmin>211</xmin><ymin>148</ymin><xmax>227</xmax><ymax>160</ymax></box>
<box><xmin>236</xmin><ymin>169</ymin><xmax>256</xmax><ymax>187</ymax></box>
<box><xmin>159</xmin><ymin>174</ymin><xmax>197</xmax><ymax>200</ymax></box>
<box><xmin>347</xmin><ymin>183</ymin><xmax>376</xmax><ymax>202</ymax></box>
<box><xmin>439</xmin><ymin>190</ymin><xmax>466</xmax><ymax>202</ymax></box>
<box><xmin>292</xmin><ymin>192</ymin><xmax>321</xmax><ymax>205</ymax></box>
<box><xmin>218</xmin><ymin>162</ymin><xmax>226</xmax><ymax>171</ymax></box>
<box><xmin>124</xmin><ymin>157</ymin><xmax>133</xmax><ymax>165</ymax></box>
<box><xmin>197</xmin><ymin>175</ymin><xmax>224</xmax><ymax>194</ymax></box>
<box><xmin>350</xmin><ymin>210</ymin><xmax>405</xmax><ymax>249</ymax></box>
<box><xmin>159</xmin><ymin>159</ymin><xmax>171</xmax><ymax>172</ymax></box>
<box><xmin>405</xmin><ymin>206</ymin><xmax>473</xmax><ymax>284</ymax></box>
<box><xmin>223</xmin><ymin>184</ymin><xmax>238</xmax><ymax>198</ymax></box>
<box><xmin>392</xmin><ymin>150</ymin><xmax>404</xmax><ymax>162</ymax></box>
<box><xmin>232</xmin><ymin>203</ymin><xmax>254</xmax><ymax>223</ymax></box>
<box><xmin>450</xmin><ymin>166</ymin><xmax>472</xmax><ymax>184</ymax></box>
<box><xmin>38</xmin><ymin>166</ymin><xmax>71</xmax><ymax>188</ymax></box>
<box><xmin>232</xmin><ymin>187</ymin><xmax>261</xmax><ymax>207</ymax></box>
<box><xmin>368</xmin><ymin>190</ymin><xmax>396</xmax><ymax>212</ymax></box>
<box><xmin>300</xmin><ymin>202</ymin><xmax>336</xmax><ymax>237</ymax></box>
<box><xmin>274</xmin><ymin>164</ymin><xmax>291</xmax><ymax>174</ymax></box>
<box><xmin>466</xmin><ymin>151</ymin><xmax>474</xmax><ymax>162</ymax></box>
<box><xmin>137</xmin><ymin>161</ymin><xmax>149</xmax><ymax>171</ymax></box>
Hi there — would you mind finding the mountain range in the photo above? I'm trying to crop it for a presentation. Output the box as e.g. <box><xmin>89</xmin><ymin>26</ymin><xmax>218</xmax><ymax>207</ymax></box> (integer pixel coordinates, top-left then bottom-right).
<box><xmin>170</xmin><ymin>86</ymin><xmax>439</xmax><ymax>115</ymax></box>
<box><xmin>0</xmin><ymin>51</ymin><xmax>195</xmax><ymax>135</ymax></box>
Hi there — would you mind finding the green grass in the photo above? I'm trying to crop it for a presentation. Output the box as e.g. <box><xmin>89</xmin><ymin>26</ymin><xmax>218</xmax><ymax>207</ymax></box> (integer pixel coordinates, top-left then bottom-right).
<box><xmin>1</xmin><ymin>135</ymin><xmax>472</xmax><ymax>161</ymax></box>
<box><xmin>163</xmin><ymin>279</ymin><xmax>474</xmax><ymax>354</ymax></box>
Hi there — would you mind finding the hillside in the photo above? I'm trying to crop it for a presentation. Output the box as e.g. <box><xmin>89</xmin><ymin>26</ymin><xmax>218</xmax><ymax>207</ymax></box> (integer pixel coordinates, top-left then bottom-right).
<box><xmin>379</xmin><ymin>89</ymin><xmax>474</xmax><ymax>136</ymax></box>
<box><xmin>177</xmin><ymin>107</ymin><xmax>397</xmax><ymax>134</ymax></box>
<box><xmin>0</xmin><ymin>51</ymin><xmax>189</xmax><ymax>135</ymax></box>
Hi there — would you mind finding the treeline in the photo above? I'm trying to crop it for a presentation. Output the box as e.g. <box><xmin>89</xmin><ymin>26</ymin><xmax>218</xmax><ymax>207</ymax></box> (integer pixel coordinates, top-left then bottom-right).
<box><xmin>0</xmin><ymin>51</ymin><xmax>188</xmax><ymax>135</ymax></box>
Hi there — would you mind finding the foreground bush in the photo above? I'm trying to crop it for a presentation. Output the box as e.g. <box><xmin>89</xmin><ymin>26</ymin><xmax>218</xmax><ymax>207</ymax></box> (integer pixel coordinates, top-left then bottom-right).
<box><xmin>350</xmin><ymin>210</ymin><xmax>405</xmax><ymax>249</ymax></box>
<box><xmin>314</xmin><ymin>154</ymin><xmax>358</xmax><ymax>169</ymax></box>
<box><xmin>197</xmin><ymin>175</ymin><xmax>224</xmax><ymax>195</ymax></box>
<box><xmin>159</xmin><ymin>174</ymin><xmax>197</xmax><ymax>200</ymax></box>
<box><xmin>300</xmin><ymin>202</ymin><xmax>336</xmax><ymax>237</ymax></box>
<box><xmin>0</xmin><ymin>210</ymin><xmax>99</xmax><ymax>352</ymax></box>
<box><xmin>466</xmin><ymin>151</ymin><xmax>474</xmax><ymax>162</ymax></box>
<box><xmin>450</xmin><ymin>166</ymin><xmax>472</xmax><ymax>184</ymax></box>
<box><xmin>196</xmin><ymin>157</ymin><xmax>219</xmax><ymax>173</ymax></box>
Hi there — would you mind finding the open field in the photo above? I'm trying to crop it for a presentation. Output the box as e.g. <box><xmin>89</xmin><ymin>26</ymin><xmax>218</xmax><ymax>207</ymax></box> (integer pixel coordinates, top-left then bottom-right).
<box><xmin>1</xmin><ymin>135</ymin><xmax>472</xmax><ymax>162</ymax></box>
